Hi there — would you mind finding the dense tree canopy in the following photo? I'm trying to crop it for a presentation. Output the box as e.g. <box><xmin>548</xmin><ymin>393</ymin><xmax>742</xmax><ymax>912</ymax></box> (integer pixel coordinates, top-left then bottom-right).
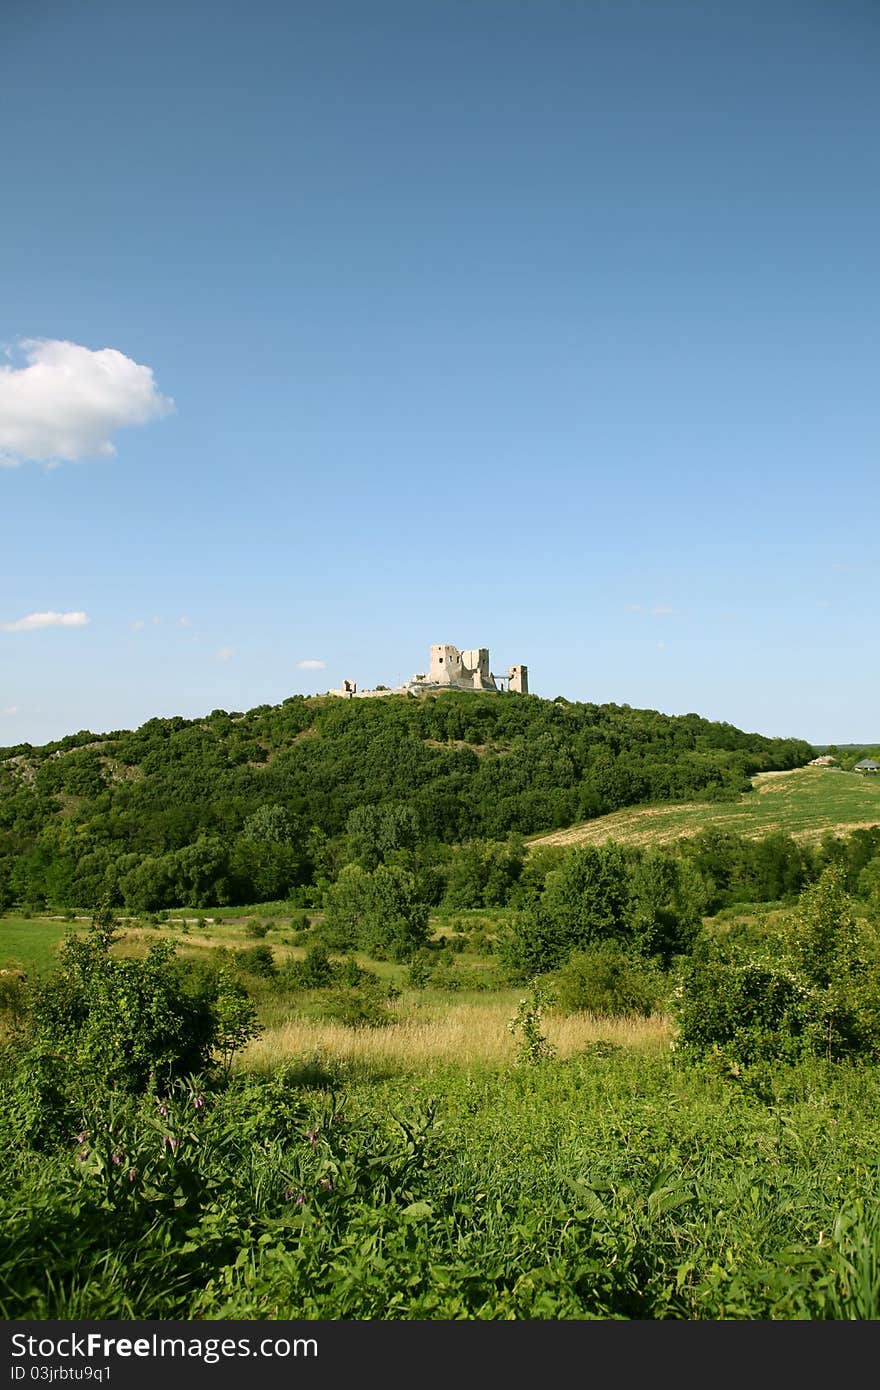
<box><xmin>0</xmin><ymin>690</ymin><xmax>814</xmax><ymax>912</ymax></box>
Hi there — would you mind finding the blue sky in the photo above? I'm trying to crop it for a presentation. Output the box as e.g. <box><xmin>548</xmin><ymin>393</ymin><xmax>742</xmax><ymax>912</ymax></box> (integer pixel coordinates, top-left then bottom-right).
<box><xmin>1</xmin><ymin>0</ymin><xmax>877</xmax><ymax>747</ymax></box>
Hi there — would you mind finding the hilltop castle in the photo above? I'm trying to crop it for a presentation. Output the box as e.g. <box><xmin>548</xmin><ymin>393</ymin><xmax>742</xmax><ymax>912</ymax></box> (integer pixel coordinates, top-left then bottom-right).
<box><xmin>410</xmin><ymin>644</ymin><xmax>528</xmax><ymax>694</ymax></box>
<box><xmin>330</xmin><ymin>643</ymin><xmax>528</xmax><ymax>699</ymax></box>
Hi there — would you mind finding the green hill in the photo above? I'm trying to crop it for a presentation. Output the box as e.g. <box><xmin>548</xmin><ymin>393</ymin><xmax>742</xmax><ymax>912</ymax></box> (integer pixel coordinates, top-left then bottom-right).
<box><xmin>0</xmin><ymin>689</ymin><xmax>813</xmax><ymax>911</ymax></box>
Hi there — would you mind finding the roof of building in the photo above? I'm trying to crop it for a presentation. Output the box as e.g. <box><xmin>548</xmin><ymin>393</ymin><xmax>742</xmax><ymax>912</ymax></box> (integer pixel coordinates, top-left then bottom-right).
<box><xmin>853</xmin><ymin>758</ymin><xmax>880</xmax><ymax>770</ymax></box>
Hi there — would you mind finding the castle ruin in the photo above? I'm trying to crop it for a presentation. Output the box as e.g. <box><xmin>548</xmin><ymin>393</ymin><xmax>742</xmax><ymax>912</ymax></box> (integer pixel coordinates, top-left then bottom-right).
<box><xmin>330</xmin><ymin>643</ymin><xmax>528</xmax><ymax>698</ymax></box>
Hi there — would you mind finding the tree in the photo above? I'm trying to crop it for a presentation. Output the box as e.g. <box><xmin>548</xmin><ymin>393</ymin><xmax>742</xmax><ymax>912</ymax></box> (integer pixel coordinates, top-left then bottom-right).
<box><xmin>321</xmin><ymin>862</ymin><xmax>429</xmax><ymax>961</ymax></box>
<box><xmin>345</xmin><ymin>803</ymin><xmax>419</xmax><ymax>870</ymax></box>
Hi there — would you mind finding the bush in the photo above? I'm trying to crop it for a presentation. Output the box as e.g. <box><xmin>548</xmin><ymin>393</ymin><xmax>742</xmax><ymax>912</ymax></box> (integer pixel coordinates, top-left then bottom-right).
<box><xmin>233</xmin><ymin>945</ymin><xmax>276</xmax><ymax>979</ymax></box>
<box><xmin>674</xmin><ymin>868</ymin><xmax>880</xmax><ymax>1063</ymax></box>
<box><xmin>314</xmin><ymin>985</ymin><xmax>397</xmax><ymax>1029</ymax></box>
<box><xmin>546</xmin><ymin>945</ymin><xmax>664</xmax><ymax>1017</ymax></box>
<box><xmin>24</xmin><ymin>908</ymin><xmax>261</xmax><ymax>1095</ymax></box>
<box><xmin>281</xmin><ymin>945</ymin><xmax>337</xmax><ymax>990</ymax></box>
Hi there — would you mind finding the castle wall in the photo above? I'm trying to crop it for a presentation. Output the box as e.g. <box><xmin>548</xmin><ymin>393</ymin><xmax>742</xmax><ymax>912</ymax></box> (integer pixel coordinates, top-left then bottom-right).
<box><xmin>331</xmin><ymin>644</ymin><xmax>529</xmax><ymax>698</ymax></box>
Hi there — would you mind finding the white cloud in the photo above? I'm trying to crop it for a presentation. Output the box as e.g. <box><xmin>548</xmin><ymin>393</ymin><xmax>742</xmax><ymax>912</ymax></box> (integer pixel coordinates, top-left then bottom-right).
<box><xmin>0</xmin><ymin>610</ymin><xmax>89</xmax><ymax>632</ymax></box>
<box><xmin>216</xmin><ymin>646</ymin><xmax>234</xmax><ymax>662</ymax></box>
<box><xmin>297</xmin><ymin>658</ymin><xmax>326</xmax><ymax>670</ymax></box>
<box><xmin>0</xmin><ymin>338</ymin><xmax>174</xmax><ymax>465</ymax></box>
<box><xmin>1</xmin><ymin>705</ymin><xmax>18</xmax><ymax>716</ymax></box>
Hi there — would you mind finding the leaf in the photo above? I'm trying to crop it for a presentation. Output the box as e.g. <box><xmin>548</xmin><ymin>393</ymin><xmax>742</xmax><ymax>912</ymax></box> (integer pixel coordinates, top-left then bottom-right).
<box><xmin>401</xmin><ymin>1201</ymin><xmax>434</xmax><ymax>1220</ymax></box>
<box><xmin>647</xmin><ymin>1184</ymin><xmax>693</xmax><ymax>1218</ymax></box>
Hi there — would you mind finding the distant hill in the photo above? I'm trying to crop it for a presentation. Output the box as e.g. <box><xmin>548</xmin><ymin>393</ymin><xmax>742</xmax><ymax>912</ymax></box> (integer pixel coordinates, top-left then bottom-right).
<box><xmin>0</xmin><ymin>690</ymin><xmax>814</xmax><ymax>910</ymax></box>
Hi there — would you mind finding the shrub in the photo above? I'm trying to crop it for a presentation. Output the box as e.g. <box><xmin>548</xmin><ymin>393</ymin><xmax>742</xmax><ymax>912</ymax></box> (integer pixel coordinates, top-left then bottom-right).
<box><xmin>314</xmin><ymin>985</ymin><xmax>397</xmax><ymax>1029</ymax></box>
<box><xmin>233</xmin><ymin>945</ymin><xmax>276</xmax><ymax>979</ymax></box>
<box><xmin>546</xmin><ymin>944</ymin><xmax>664</xmax><ymax>1017</ymax></box>
<box><xmin>674</xmin><ymin>868</ymin><xmax>880</xmax><ymax>1063</ymax></box>
<box><xmin>320</xmin><ymin>863</ymin><xmax>429</xmax><ymax>961</ymax></box>
<box><xmin>25</xmin><ymin>908</ymin><xmax>260</xmax><ymax>1093</ymax></box>
<box><xmin>281</xmin><ymin>945</ymin><xmax>337</xmax><ymax>990</ymax></box>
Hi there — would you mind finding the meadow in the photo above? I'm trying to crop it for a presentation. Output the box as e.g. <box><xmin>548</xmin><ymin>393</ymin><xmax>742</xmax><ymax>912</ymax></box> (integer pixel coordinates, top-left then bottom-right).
<box><xmin>2</xmin><ymin>892</ymin><xmax>880</xmax><ymax>1321</ymax></box>
<box><xmin>529</xmin><ymin>767</ymin><xmax>880</xmax><ymax>851</ymax></box>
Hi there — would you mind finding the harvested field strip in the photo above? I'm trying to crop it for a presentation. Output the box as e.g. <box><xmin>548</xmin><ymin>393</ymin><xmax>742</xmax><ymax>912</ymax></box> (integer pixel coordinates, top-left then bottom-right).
<box><xmin>528</xmin><ymin>767</ymin><xmax>880</xmax><ymax>850</ymax></box>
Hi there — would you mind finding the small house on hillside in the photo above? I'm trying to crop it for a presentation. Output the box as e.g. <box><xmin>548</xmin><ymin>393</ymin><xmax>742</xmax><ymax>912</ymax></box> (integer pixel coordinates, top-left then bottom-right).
<box><xmin>853</xmin><ymin>758</ymin><xmax>880</xmax><ymax>774</ymax></box>
<box><xmin>809</xmin><ymin>755</ymin><xmax>838</xmax><ymax>766</ymax></box>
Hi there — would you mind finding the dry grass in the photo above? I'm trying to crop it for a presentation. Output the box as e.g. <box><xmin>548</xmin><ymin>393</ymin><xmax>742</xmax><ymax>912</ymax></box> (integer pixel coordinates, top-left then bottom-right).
<box><xmin>236</xmin><ymin>993</ymin><xmax>674</xmax><ymax>1074</ymax></box>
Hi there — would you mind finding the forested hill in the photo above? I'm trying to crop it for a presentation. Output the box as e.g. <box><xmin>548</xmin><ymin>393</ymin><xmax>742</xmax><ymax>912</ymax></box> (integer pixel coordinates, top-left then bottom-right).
<box><xmin>0</xmin><ymin>691</ymin><xmax>813</xmax><ymax>910</ymax></box>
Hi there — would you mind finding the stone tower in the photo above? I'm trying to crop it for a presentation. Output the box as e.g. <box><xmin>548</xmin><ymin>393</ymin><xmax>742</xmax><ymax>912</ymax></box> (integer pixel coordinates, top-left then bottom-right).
<box><xmin>508</xmin><ymin>664</ymin><xmax>528</xmax><ymax>694</ymax></box>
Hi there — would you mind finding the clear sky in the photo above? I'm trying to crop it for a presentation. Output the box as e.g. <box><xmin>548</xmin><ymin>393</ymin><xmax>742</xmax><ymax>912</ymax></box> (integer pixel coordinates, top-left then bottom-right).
<box><xmin>1</xmin><ymin>0</ymin><xmax>877</xmax><ymax>748</ymax></box>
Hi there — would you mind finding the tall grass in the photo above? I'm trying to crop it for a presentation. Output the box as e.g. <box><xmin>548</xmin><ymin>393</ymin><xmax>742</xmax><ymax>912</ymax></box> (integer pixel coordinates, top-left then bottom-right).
<box><xmin>239</xmin><ymin>994</ymin><xmax>674</xmax><ymax>1073</ymax></box>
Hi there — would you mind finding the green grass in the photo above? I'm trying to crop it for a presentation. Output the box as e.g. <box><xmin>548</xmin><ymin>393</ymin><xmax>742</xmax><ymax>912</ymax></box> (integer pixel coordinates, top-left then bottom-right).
<box><xmin>529</xmin><ymin>766</ymin><xmax>880</xmax><ymax>852</ymax></box>
<box><xmin>4</xmin><ymin>1050</ymin><xmax>880</xmax><ymax>1319</ymax></box>
<box><xmin>0</xmin><ymin>916</ymin><xmax>85</xmax><ymax>974</ymax></box>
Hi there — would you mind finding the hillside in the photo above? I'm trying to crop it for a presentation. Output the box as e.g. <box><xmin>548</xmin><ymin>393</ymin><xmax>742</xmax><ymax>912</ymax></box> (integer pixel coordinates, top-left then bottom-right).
<box><xmin>0</xmin><ymin>690</ymin><xmax>813</xmax><ymax>911</ymax></box>
<box><xmin>528</xmin><ymin>766</ymin><xmax>880</xmax><ymax>851</ymax></box>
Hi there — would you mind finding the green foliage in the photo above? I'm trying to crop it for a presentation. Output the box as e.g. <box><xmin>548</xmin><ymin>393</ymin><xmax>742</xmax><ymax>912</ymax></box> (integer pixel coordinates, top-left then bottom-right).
<box><xmin>312</xmin><ymin>984</ymin><xmax>398</xmax><ymax>1029</ymax></box>
<box><xmin>1</xmin><ymin>690</ymin><xmax>814</xmax><ymax>913</ymax></box>
<box><xmin>4</xmin><ymin>1034</ymin><xmax>880</xmax><ymax>1318</ymax></box>
<box><xmin>675</xmin><ymin>868</ymin><xmax>880</xmax><ymax>1064</ymax></box>
<box><xmin>345</xmin><ymin>802</ymin><xmax>419</xmax><ymax>869</ymax></box>
<box><xmin>321</xmin><ymin>863</ymin><xmax>429</xmax><ymax>961</ymax></box>
<box><xmin>499</xmin><ymin>843</ymin><xmax>701</xmax><ymax>980</ymax></box>
<box><xmin>507</xmin><ymin>985</ymin><xmax>556</xmax><ymax>1066</ymax></box>
<box><xmin>546</xmin><ymin>944</ymin><xmax>665</xmax><ymax>1017</ymax></box>
<box><xmin>442</xmin><ymin>836</ymin><xmax>525</xmax><ymax>909</ymax></box>
<box><xmin>211</xmin><ymin>969</ymin><xmax>261</xmax><ymax>1077</ymax></box>
<box><xmin>23</xmin><ymin>905</ymin><xmax>260</xmax><ymax>1094</ymax></box>
<box><xmin>233</xmin><ymin>944</ymin><xmax>277</xmax><ymax>978</ymax></box>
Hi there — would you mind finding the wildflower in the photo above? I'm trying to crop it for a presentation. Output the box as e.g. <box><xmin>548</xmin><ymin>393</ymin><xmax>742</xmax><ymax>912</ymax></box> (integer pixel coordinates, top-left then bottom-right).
<box><xmin>74</xmin><ymin>1132</ymin><xmax>88</xmax><ymax>1145</ymax></box>
<box><xmin>111</xmin><ymin>1151</ymin><xmax>124</xmax><ymax>1166</ymax></box>
<box><xmin>296</xmin><ymin>1194</ymin><xmax>305</xmax><ymax>1206</ymax></box>
<box><xmin>162</xmin><ymin>1135</ymin><xmax>180</xmax><ymax>1153</ymax></box>
<box><xmin>319</xmin><ymin>1178</ymin><xmax>333</xmax><ymax>1192</ymax></box>
<box><xmin>76</xmin><ymin>1149</ymin><xmax>90</xmax><ymax>1162</ymax></box>
<box><xmin>193</xmin><ymin>1095</ymin><xmax>205</xmax><ymax>1110</ymax></box>
<box><xmin>157</xmin><ymin>1104</ymin><xmax>168</xmax><ymax>1117</ymax></box>
<box><xmin>127</xmin><ymin>1168</ymin><xmax>138</xmax><ymax>1183</ymax></box>
<box><xmin>305</xmin><ymin>1128</ymin><xmax>319</xmax><ymax>1147</ymax></box>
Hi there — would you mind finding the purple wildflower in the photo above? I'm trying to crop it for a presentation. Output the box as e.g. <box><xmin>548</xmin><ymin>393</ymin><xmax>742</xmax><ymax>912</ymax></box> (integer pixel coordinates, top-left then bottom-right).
<box><xmin>305</xmin><ymin>1128</ymin><xmax>319</xmax><ymax>1147</ymax></box>
<box><xmin>319</xmin><ymin>1178</ymin><xmax>333</xmax><ymax>1192</ymax></box>
<box><xmin>111</xmin><ymin>1151</ymin><xmax>124</xmax><ymax>1166</ymax></box>
<box><xmin>127</xmin><ymin>1168</ymin><xmax>138</xmax><ymax>1183</ymax></box>
<box><xmin>193</xmin><ymin>1095</ymin><xmax>205</xmax><ymax>1110</ymax></box>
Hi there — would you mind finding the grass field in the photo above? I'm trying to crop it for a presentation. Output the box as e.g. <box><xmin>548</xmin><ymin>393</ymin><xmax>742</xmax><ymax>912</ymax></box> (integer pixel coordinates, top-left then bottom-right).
<box><xmin>529</xmin><ymin>766</ymin><xmax>880</xmax><ymax>851</ymax></box>
<box><xmin>0</xmin><ymin>917</ymin><xmax>85</xmax><ymax>974</ymax></box>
